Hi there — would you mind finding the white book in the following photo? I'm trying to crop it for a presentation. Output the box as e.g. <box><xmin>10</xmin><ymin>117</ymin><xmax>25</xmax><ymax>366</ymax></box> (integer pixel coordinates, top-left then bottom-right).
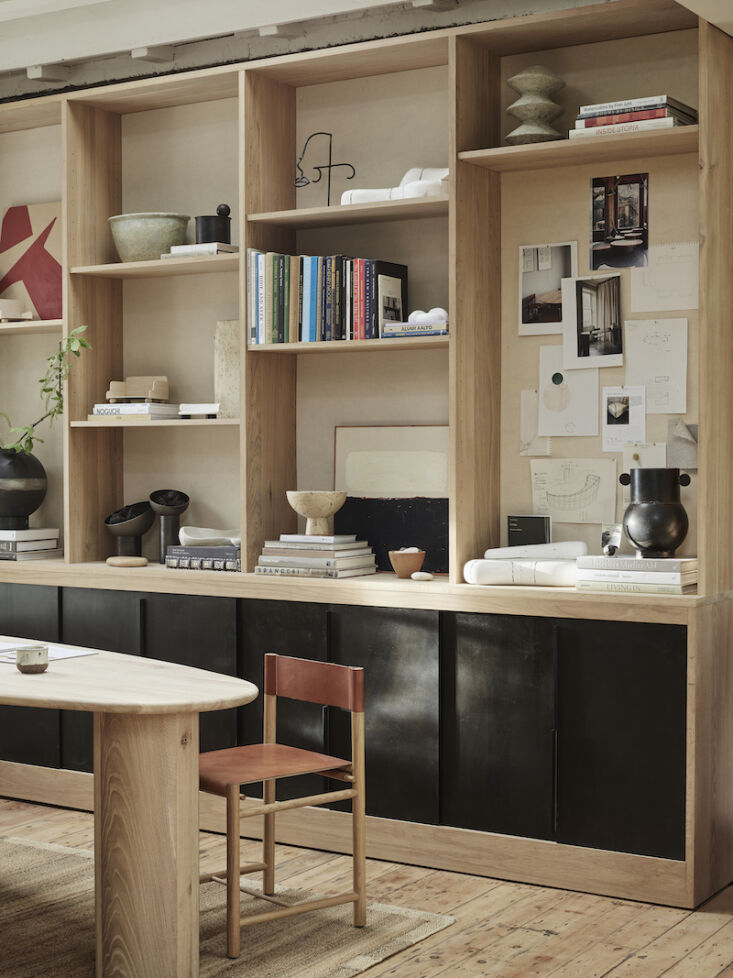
<box><xmin>0</xmin><ymin>538</ymin><xmax>61</xmax><ymax>552</ymax></box>
<box><xmin>579</xmin><ymin>94</ymin><xmax>696</xmax><ymax>117</ymax></box>
<box><xmin>247</xmin><ymin>248</ymin><xmax>261</xmax><ymax>346</ymax></box>
<box><xmin>0</xmin><ymin>548</ymin><xmax>64</xmax><ymax>561</ymax></box>
<box><xmin>258</xmin><ymin>554</ymin><xmax>375</xmax><ymax>569</ymax></box>
<box><xmin>0</xmin><ymin>527</ymin><xmax>60</xmax><ymax>542</ymax></box>
<box><xmin>254</xmin><ymin>565</ymin><xmax>376</xmax><ymax>579</ymax></box>
<box><xmin>577</xmin><ymin>568</ymin><xmax>696</xmax><ymax>585</ymax></box>
<box><xmin>179</xmin><ymin>403</ymin><xmax>219</xmax><ymax>416</ymax></box>
<box><xmin>280</xmin><ymin>533</ymin><xmax>357</xmax><ymax>544</ymax></box>
<box><xmin>257</xmin><ymin>252</ymin><xmax>266</xmax><ymax>344</ymax></box>
<box><xmin>264</xmin><ymin>539</ymin><xmax>368</xmax><ymax>551</ymax></box>
<box><xmin>569</xmin><ymin>117</ymin><xmax>679</xmax><ymax>138</ymax></box>
<box><xmin>576</xmin><ymin>580</ymin><xmax>695</xmax><ymax>595</ymax></box>
<box><xmin>93</xmin><ymin>402</ymin><xmax>179</xmax><ymax>416</ymax></box>
<box><xmin>166</xmin><ymin>242</ymin><xmax>239</xmax><ymax>255</ymax></box>
<box><xmin>577</xmin><ymin>555</ymin><xmax>697</xmax><ymax>572</ymax></box>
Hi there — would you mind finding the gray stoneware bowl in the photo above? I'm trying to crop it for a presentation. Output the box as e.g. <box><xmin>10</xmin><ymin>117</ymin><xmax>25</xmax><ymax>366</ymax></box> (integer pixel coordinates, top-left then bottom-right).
<box><xmin>108</xmin><ymin>212</ymin><xmax>190</xmax><ymax>262</ymax></box>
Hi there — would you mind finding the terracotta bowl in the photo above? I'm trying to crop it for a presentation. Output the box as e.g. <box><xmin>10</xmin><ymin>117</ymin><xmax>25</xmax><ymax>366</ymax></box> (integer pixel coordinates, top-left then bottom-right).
<box><xmin>388</xmin><ymin>550</ymin><xmax>426</xmax><ymax>579</ymax></box>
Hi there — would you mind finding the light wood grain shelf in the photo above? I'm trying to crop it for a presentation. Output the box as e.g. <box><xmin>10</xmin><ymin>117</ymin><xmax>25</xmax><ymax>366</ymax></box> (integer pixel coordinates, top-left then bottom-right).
<box><xmin>70</xmin><ymin>254</ymin><xmax>239</xmax><ymax>278</ymax></box>
<box><xmin>0</xmin><ymin>319</ymin><xmax>63</xmax><ymax>335</ymax></box>
<box><xmin>459</xmin><ymin>126</ymin><xmax>699</xmax><ymax>173</ymax></box>
<box><xmin>247</xmin><ymin>195</ymin><xmax>449</xmax><ymax>229</ymax></box>
<box><xmin>71</xmin><ymin>418</ymin><xmax>240</xmax><ymax>428</ymax></box>
<box><xmin>248</xmin><ymin>335</ymin><xmax>449</xmax><ymax>353</ymax></box>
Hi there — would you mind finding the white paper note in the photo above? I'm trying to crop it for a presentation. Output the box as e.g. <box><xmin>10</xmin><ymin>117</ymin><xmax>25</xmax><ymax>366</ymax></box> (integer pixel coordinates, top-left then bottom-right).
<box><xmin>624</xmin><ymin>318</ymin><xmax>687</xmax><ymax>414</ymax></box>
<box><xmin>602</xmin><ymin>386</ymin><xmax>646</xmax><ymax>453</ymax></box>
<box><xmin>630</xmin><ymin>242</ymin><xmax>699</xmax><ymax>312</ymax></box>
<box><xmin>537</xmin><ymin>345</ymin><xmax>599</xmax><ymax>437</ymax></box>
<box><xmin>530</xmin><ymin>458</ymin><xmax>617</xmax><ymax>524</ymax></box>
<box><xmin>520</xmin><ymin>390</ymin><xmax>552</xmax><ymax>457</ymax></box>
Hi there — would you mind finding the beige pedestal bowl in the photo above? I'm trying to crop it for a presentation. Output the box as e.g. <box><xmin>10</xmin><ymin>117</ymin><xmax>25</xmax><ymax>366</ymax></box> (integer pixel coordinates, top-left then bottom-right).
<box><xmin>286</xmin><ymin>490</ymin><xmax>347</xmax><ymax>536</ymax></box>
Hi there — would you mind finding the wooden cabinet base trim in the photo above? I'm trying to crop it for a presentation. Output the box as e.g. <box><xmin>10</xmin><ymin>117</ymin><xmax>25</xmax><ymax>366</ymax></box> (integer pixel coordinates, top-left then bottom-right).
<box><xmin>0</xmin><ymin>761</ymin><xmax>696</xmax><ymax>907</ymax></box>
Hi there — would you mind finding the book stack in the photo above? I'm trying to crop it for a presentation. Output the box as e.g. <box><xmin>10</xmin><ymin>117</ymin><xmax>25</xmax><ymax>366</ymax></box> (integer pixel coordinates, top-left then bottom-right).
<box><xmin>0</xmin><ymin>527</ymin><xmax>62</xmax><ymax>560</ymax></box>
<box><xmin>569</xmin><ymin>94</ymin><xmax>698</xmax><ymax>139</ymax></box>
<box><xmin>165</xmin><ymin>545</ymin><xmax>240</xmax><ymax>571</ymax></box>
<box><xmin>255</xmin><ymin>534</ymin><xmax>377</xmax><ymax>579</ymax></box>
<box><xmin>161</xmin><ymin>242</ymin><xmax>238</xmax><ymax>259</ymax></box>
<box><xmin>382</xmin><ymin>321</ymin><xmax>448</xmax><ymax>339</ymax></box>
<box><xmin>246</xmin><ymin>250</ymin><xmax>407</xmax><ymax>345</ymax></box>
<box><xmin>90</xmin><ymin>402</ymin><xmax>179</xmax><ymax>421</ymax></box>
<box><xmin>575</xmin><ymin>555</ymin><xmax>697</xmax><ymax>594</ymax></box>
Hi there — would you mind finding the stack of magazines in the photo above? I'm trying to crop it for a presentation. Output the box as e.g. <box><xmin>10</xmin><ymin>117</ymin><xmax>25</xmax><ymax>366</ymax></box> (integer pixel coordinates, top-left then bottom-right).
<box><xmin>575</xmin><ymin>555</ymin><xmax>697</xmax><ymax>594</ymax></box>
<box><xmin>255</xmin><ymin>534</ymin><xmax>376</xmax><ymax>579</ymax></box>
<box><xmin>569</xmin><ymin>94</ymin><xmax>698</xmax><ymax>139</ymax></box>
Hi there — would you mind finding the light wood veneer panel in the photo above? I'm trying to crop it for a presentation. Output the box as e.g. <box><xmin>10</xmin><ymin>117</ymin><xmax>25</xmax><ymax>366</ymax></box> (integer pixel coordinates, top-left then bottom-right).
<box><xmin>698</xmin><ymin>21</ymin><xmax>733</xmax><ymax>596</ymax></box>
<box><xmin>248</xmin><ymin>195</ymin><xmax>449</xmax><ymax>229</ymax></box>
<box><xmin>449</xmin><ymin>36</ymin><xmax>501</xmax><ymax>582</ymax></box>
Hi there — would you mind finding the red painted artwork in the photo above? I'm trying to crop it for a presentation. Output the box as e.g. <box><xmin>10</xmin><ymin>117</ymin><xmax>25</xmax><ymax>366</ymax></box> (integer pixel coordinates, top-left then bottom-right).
<box><xmin>0</xmin><ymin>202</ymin><xmax>62</xmax><ymax>320</ymax></box>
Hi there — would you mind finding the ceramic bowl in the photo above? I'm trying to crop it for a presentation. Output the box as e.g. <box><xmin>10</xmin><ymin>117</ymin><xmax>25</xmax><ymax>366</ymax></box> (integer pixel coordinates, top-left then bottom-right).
<box><xmin>388</xmin><ymin>550</ymin><xmax>426</xmax><ymax>579</ymax></box>
<box><xmin>108</xmin><ymin>212</ymin><xmax>190</xmax><ymax>262</ymax></box>
<box><xmin>286</xmin><ymin>490</ymin><xmax>347</xmax><ymax>536</ymax></box>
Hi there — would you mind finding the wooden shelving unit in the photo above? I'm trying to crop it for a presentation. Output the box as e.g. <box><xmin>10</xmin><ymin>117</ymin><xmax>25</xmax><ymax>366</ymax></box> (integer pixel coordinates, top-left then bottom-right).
<box><xmin>71</xmin><ymin>418</ymin><xmax>239</xmax><ymax>428</ymax></box>
<box><xmin>70</xmin><ymin>254</ymin><xmax>239</xmax><ymax>278</ymax></box>
<box><xmin>0</xmin><ymin>319</ymin><xmax>63</xmax><ymax>335</ymax></box>
<box><xmin>247</xmin><ymin>195</ymin><xmax>449</xmax><ymax>229</ymax></box>
<box><xmin>247</xmin><ymin>336</ymin><xmax>448</xmax><ymax>354</ymax></box>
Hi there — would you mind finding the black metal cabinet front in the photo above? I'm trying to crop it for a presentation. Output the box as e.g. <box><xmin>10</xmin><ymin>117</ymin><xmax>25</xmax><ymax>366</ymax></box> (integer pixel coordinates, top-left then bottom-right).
<box><xmin>60</xmin><ymin>588</ymin><xmax>143</xmax><ymax>772</ymax></box>
<box><xmin>441</xmin><ymin>612</ymin><xmax>556</xmax><ymax>839</ymax></box>
<box><xmin>555</xmin><ymin>619</ymin><xmax>687</xmax><ymax>860</ymax></box>
<box><xmin>0</xmin><ymin>583</ymin><xmax>60</xmax><ymax>767</ymax></box>
<box><xmin>328</xmin><ymin>604</ymin><xmax>440</xmax><ymax>825</ymax></box>
<box><xmin>142</xmin><ymin>593</ymin><xmax>238</xmax><ymax>752</ymax></box>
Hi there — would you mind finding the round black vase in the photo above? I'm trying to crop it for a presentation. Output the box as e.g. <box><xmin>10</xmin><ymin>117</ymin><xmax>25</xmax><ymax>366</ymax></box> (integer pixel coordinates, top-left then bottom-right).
<box><xmin>0</xmin><ymin>448</ymin><xmax>47</xmax><ymax>530</ymax></box>
<box><xmin>619</xmin><ymin>468</ymin><xmax>690</xmax><ymax>558</ymax></box>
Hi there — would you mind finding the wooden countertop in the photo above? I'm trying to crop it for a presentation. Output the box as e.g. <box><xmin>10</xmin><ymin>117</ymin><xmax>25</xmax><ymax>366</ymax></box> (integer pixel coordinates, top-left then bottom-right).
<box><xmin>0</xmin><ymin>641</ymin><xmax>258</xmax><ymax>714</ymax></box>
<box><xmin>0</xmin><ymin>559</ymin><xmax>709</xmax><ymax>624</ymax></box>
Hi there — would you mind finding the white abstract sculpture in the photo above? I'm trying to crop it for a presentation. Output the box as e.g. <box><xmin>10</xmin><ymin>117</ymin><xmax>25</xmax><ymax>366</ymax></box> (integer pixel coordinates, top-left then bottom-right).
<box><xmin>341</xmin><ymin>167</ymin><xmax>449</xmax><ymax>205</ymax></box>
<box><xmin>505</xmin><ymin>65</ymin><xmax>565</xmax><ymax>145</ymax></box>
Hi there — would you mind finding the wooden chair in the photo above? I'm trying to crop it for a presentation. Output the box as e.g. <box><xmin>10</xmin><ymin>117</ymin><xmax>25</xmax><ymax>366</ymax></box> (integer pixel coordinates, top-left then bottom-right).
<box><xmin>199</xmin><ymin>653</ymin><xmax>366</xmax><ymax>958</ymax></box>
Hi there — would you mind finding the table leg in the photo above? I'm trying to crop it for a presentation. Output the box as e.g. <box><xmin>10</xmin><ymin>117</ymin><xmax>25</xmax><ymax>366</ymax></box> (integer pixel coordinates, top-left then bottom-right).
<box><xmin>94</xmin><ymin>711</ymin><xmax>200</xmax><ymax>978</ymax></box>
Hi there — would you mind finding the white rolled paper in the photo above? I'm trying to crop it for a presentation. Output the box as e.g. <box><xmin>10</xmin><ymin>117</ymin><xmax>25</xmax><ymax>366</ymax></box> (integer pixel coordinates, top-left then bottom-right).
<box><xmin>464</xmin><ymin>558</ymin><xmax>577</xmax><ymax>587</ymax></box>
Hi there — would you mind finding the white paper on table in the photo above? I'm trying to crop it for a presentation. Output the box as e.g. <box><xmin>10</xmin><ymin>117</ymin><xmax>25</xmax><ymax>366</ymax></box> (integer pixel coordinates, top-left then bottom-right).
<box><xmin>537</xmin><ymin>345</ymin><xmax>599</xmax><ymax>437</ymax></box>
<box><xmin>520</xmin><ymin>390</ymin><xmax>552</xmax><ymax>457</ymax></box>
<box><xmin>0</xmin><ymin>641</ymin><xmax>98</xmax><ymax>663</ymax></box>
<box><xmin>630</xmin><ymin>242</ymin><xmax>698</xmax><ymax>312</ymax></box>
<box><xmin>624</xmin><ymin>318</ymin><xmax>687</xmax><ymax>413</ymax></box>
<box><xmin>622</xmin><ymin>442</ymin><xmax>667</xmax><ymax>501</ymax></box>
<box><xmin>602</xmin><ymin>386</ymin><xmax>646</xmax><ymax>453</ymax></box>
<box><xmin>530</xmin><ymin>458</ymin><xmax>617</xmax><ymax>524</ymax></box>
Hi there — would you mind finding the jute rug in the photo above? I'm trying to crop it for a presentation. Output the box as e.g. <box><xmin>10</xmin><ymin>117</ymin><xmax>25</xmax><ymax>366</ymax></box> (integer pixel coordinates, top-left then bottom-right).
<box><xmin>0</xmin><ymin>836</ymin><xmax>454</xmax><ymax>977</ymax></box>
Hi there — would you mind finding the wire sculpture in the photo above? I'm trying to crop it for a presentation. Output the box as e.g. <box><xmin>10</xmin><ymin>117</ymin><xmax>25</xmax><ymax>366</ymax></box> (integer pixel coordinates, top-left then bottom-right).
<box><xmin>294</xmin><ymin>132</ymin><xmax>355</xmax><ymax>206</ymax></box>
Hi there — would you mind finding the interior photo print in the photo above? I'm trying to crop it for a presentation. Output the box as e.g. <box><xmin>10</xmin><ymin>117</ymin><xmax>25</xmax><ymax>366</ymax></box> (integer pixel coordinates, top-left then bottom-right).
<box><xmin>518</xmin><ymin>241</ymin><xmax>578</xmax><ymax>335</ymax></box>
<box><xmin>591</xmin><ymin>172</ymin><xmax>649</xmax><ymax>270</ymax></box>
<box><xmin>561</xmin><ymin>273</ymin><xmax>623</xmax><ymax>369</ymax></box>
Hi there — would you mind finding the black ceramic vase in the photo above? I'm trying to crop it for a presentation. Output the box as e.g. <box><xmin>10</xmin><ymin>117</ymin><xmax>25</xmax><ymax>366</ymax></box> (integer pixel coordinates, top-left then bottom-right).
<box><xmin>619</xmin><ymin>467</ymin><xmax>691</xmax><ymax>558</ymax></box>
<box><xmin>0</xmin><ymin>447</ymin><xmax>47</xmax><ymax>530</ymax></box>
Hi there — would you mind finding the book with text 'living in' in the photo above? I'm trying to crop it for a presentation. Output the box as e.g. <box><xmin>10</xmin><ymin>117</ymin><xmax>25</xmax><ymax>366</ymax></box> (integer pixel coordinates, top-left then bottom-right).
<box><xmin>575</xmin><ymin>580</ymin><xmax>695</xmax><ymax>595</ymax></box>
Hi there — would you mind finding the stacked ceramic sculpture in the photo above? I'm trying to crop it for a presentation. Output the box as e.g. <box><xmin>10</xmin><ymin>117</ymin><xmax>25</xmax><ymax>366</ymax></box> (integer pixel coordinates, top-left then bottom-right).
<box><xmin>505</xmin><ymin>65</ymin><xmax>565</xmax><ymax>145</ymax></box>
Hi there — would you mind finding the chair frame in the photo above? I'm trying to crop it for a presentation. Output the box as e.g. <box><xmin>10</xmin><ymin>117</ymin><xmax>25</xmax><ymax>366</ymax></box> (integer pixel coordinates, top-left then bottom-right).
<box><xmin>200</xmin><ymin>653</ymin><xmax>366</xmax><ymax>958</ymax></box>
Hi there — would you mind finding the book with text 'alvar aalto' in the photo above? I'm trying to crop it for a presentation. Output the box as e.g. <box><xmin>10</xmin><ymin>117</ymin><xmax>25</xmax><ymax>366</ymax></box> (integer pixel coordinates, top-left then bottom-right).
<box><xmin>576</xmin><ymin>555</ymin><xmax>697</xmax><ymax>573</ymax></box>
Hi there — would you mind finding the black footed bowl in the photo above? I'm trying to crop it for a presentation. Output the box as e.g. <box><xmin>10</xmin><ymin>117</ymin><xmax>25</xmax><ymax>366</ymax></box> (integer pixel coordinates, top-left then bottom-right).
<box><xmin>105</xmin><ymin>501</ymin><xmax>155</xmax><ymax>538</ymax></box>
<box><xmin>149</xmin><ymin>489</ymin><xmax>190</xmax><ymax>517</ymax></box>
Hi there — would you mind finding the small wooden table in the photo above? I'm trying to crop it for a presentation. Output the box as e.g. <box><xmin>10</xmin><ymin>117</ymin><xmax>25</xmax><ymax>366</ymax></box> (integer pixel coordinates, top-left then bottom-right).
<box><xmin>0</xmin><ymin>640</ymin><xmax>258</xmax><ymax>978</ymax></box>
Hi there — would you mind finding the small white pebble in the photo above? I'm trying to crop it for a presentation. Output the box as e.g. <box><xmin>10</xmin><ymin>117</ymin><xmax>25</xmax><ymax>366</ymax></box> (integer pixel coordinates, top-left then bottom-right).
<box><xmin>411</xmin><ymin>571</ymin><xmax>434</xmax><ymax>581</ymax></box>
<box><xmin>400</xmin><ymin>546</ymin><xmax>421</xmax><ymax>553</ymax></box>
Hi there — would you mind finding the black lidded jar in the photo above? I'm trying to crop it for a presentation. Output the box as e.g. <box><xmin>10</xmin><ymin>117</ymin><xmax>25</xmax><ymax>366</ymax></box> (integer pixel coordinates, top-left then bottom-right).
<box><xmin>619</xmin><ymin>467</ymin><xmax>691</xmax><ymax>558</ymax></box>
<box><xmin>195</xmin><ymin>203</ymin><xmax>231</xmax><ymax>244</ymax></box>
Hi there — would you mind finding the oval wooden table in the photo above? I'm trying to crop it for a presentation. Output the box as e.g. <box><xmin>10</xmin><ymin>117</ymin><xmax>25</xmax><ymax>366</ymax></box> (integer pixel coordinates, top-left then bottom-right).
<box><xmin>0</xmin><ymin>639</ymin><xmax>258</xmax><ymax>978</ymax></box>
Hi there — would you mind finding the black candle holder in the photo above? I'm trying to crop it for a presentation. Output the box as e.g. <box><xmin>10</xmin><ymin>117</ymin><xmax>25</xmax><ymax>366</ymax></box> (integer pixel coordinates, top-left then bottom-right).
<box><xmin>105</xmin><ymin>501</ymin><xmax>155</xmax><ymax>557</ymax></box>
<box><xmin>150</xmin><ymin>489</ymin><xmax>190</xmax><ymax>563</ymax></box>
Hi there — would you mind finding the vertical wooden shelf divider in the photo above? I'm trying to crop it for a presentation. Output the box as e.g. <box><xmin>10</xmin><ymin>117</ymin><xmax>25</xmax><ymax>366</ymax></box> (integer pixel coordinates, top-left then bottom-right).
<box><xmin>242</xmin><ymin>70</ymin><xmax>298</xmax><ymax>571</ymax></box>
<box><xmin>449</xmin><ymin>36</ymin><xmax>502</xmax><ymax>582</ymax></box>
<box><xmin>697</xmin><ymin>20</ymin><xmax>733</xmax><ymax>597</ymax></box>
<box><xmin>63</xmin><ymin>101</ymin><xmax>124</xmax><ymax>562</ymax></box>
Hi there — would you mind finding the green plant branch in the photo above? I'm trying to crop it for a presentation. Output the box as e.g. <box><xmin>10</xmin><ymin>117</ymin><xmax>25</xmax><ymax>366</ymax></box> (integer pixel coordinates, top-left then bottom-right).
<box><xmin>1</xmin><ymin>325</ymin><xmax>91</xmax><ymax>455</ymax></box>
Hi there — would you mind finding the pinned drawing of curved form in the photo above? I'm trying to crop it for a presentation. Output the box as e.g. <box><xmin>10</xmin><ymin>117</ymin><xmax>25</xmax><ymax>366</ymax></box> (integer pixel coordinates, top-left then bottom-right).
<box><xmin>546</xmin><ymin>473</ymin><xmax>601</xmax><ymax>510</ymax></box>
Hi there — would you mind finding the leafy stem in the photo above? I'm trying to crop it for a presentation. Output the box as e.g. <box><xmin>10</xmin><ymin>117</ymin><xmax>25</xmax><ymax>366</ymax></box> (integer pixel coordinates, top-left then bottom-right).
<box><xmin>0</xmin><ymin>325</ymin><xmax>91</xmax><ymax>455</ymax></box>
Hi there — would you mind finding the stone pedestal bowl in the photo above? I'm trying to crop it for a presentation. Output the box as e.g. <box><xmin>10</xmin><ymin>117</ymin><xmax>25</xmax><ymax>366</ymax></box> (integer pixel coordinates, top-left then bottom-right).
<box><xmin>286</xmin><ymin>490</ymin><xmax>347</xmax><ymax>536</ymax></box>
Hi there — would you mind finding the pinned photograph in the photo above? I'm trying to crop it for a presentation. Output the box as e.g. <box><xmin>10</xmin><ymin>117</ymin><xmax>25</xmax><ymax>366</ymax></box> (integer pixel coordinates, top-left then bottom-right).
<box><xmin>591</xmin><ymin>173</ymin><xmax>649</xmax><ymax>270</ymax></box>
<box><xmin>602</xmin><ymin>386</ymin><xmax>646</xmax><ymax>453</ymax></box>
<box><xmin>561</xmin><ymin>273</ymin><xmax>622</xmax><ymax>369</ymax></box>
<box><xmin>518</xmin><ymin>241</ymin><xmax>578</xmax><ymax>336</ymax></box>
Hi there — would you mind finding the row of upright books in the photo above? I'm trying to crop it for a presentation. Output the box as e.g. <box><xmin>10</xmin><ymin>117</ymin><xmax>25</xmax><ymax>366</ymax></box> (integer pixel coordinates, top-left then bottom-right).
<box><xmin>575</xmin><ymin>555</ymin><xmax>697</xmax><ymax>594</ymax></box>
<box><xmin>255</xmin><ymin>534</ymin><xmax>377</xmax><ymax>579</ymax></box>
<box><xmin>0</xmin><ymin>527</ymin><xmax>62</xmax><ymax>560</ymax></box>
<box><xmin>569</xmin><ymin>94</ymin><xmax>698</xmax><ymax>139</ymax></box>
<box><xmin>246</xmin><ymin>250</ymin><xmax>407</xmax><ymax>345</ymax></box>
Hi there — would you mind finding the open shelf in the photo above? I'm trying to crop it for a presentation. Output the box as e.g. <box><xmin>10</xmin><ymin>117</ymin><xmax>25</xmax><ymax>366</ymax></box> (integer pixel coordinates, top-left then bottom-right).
<box><xmin>248</xmin><ymin>335</ymin><xmax>449</xmax><ymax>354</ymax></box>
<box><xmin>248</xmin><ymin>195</ymin><xmax>450</xmax><ymax>230</ymax></box>
<box><xmin>0</xmin><ymin>319</ymin><xmax>63</xmax><ymax>335</ymax></box>
<box><xmin>70</xmin><ymin>254</ymin><xmax>239</xmax><ymax>279</ymax></box>
<box><xmin>71</xmin><ymin>418</ymin><xmax>240</xmax><ymax>428</ymax></box>
<box><xmin>459</xmin><ymin>126</ymin><xmax>699</xmax><ymax>173</ymax></box>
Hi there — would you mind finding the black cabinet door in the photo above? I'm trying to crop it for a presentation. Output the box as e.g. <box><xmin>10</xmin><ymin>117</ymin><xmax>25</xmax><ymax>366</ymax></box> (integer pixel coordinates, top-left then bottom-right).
<box><xmin>556</xmin><ymin>619</ymin><xmax>686</xmax><ymax>860</ymax></box>
<box><xmin>0</xmin><ymin>583</ymin><xmax>61</xmax><ymax>767</ymax></box>
<box><xmin>238</xmin><ymin>599</ymin><xmax>328</xmax><ymax>800</ymax></box>
<box><xmin>328</xmin><ymin>605</ymin><xmax>440</xmax><ymax>824</ymax></box>
<box><xmin>441</xmin><ymin>612</ymin><xmax>556</xmax><ymax>839</ymax></box>
<box><xmin>60</xmin><ymin>588</ymin><xmax>143</xmax><ymax>772</ymax></box>
<box><xmin>142</xmin><ymin>593</ymin><xmax>238</xmax><ymax>752</ymax></box>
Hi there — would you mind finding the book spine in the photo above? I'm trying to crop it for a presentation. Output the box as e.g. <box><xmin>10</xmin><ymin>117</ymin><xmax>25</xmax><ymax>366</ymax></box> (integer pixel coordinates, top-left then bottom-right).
<box><xmin>364</xmin><ymin>260</ymin><xmax>374</xmax><ymax>339</ymax></box>
<box><xmin>569</xmin><ymin>117</ymin><xmax>678</xmax><ymax>137</ymax></box>
<box><xmin>277</xmin><ymin>254</ymin><xmax>285</xmax><ymax>343</ymax></box>
<box><xmin>257</xmin><ymin>253</ymin><xmax>266</xmax><ymax>344</ymax></box>
<box><xmin>265</xmin><ymin>252</ymin><xmax>275</xmax><ymax>343</ymax></box>
<box><xmin>382</xmin><ymin>326</ymin><xmax>448</xmax><ymax>337</ymax></box>
<box><xmin>324</xmin><ymin>256</ymin><xmax>333</xmax><ymax>341</ymax></box>
<box><xmin>282</xmin><ymin>253</ymin><xmax>290</xmax><ymax>343</ymax></box>
<box><xmin>0</xmin><ymin>529</ymin><xmax>60</xmax><ymax>541</ymax></box>
<box><xmin>246</xmin><ymin>249</ymin><xmax>256</xmax><ymax>345</ymax></box>
<box><xmin>295</xmin><ymin>255</ymin><xmax>303</xmax><ymax>343</ymax></box>
<box><xmin>333</xmin><ymin>256</ymin><xmax>342</xmax><ymax>340</ymax></box>
<box><xmin>254</xmin><ymin>565</ymin><xmax>339</xmax><ymax>578</ymax></box>
<box><xmin>0</xmin><ymin>540</ymin><xmax>59</xmax><ymax>552</ymax></box>
<box><xmin>280</xmin><ymin>534</ymin><xmax>356</xmax><ymax>543</ymax></box>
<box><xmin>258</xmin><ymin>555</ymin><xmax>374</xmax><ymax>568</ymax></box>
<box><xmin>575</xmin><ymin>580</ymin><xmax>692</xmax><ymax>594</ymax></box>
<box><xmin>577</xmin><ymin>108</ymin><xmax>684</xmax><ymax>127</ymax></box>
<box><xmin>92</xmin><ymin>405</ymin><xmax>178</xmax><ymax>415</ymax></box>
<box><xmin>576</xmin><ymin>556</ymin><xmax>695</xmax><ymax>572</ymax></box>
<box><xmin>310</xmin><ymin>258</ymin><xmax>319</xmax><ymax>342</ymax></box>
<box><xmin>319</xmin><ymin>257</ymin><xmax>327</xmax><ymax>341</ymax></box>
<box><xmin>167</xmin><ymin>546</ymin><xmax>240</xmax><ymax>558</ymax></box>
<box><xmin>576</xmin><ymin>569</ymin><xmax>693</xmax><ymax>584</ymax></box>
<box><xmin>578</xmin><ymin>94</ymin><xmax>688</xmax><ymax>116</ymax></box>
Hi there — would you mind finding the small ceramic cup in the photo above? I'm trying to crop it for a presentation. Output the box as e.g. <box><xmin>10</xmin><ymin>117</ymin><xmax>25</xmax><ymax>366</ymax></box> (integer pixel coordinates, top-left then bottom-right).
<box><xmin>388</xmin><ymin>549</ymin><xmax>426</xmax><ymax>579</ymax></box>
<box><xmin>16</xmin><ymin>644</ymin><xmax>49</xmax><ymax>674</ymax></box>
